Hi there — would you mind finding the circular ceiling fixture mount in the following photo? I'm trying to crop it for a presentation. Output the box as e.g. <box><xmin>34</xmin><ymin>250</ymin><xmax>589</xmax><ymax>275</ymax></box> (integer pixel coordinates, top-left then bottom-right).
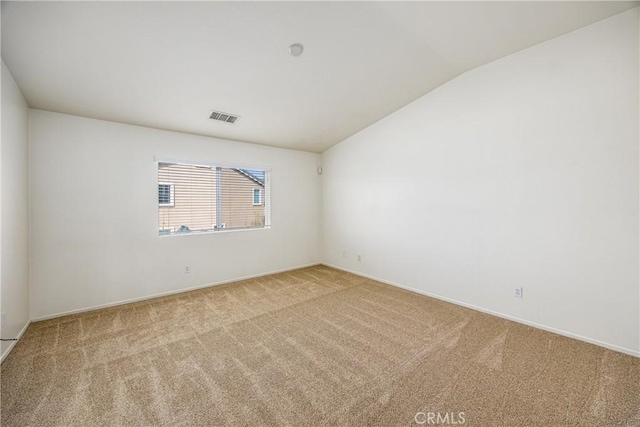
<box><xmin>288</xmin><ymin>43</ymin><xmax>304</xmax><ymax>57</ymax></box>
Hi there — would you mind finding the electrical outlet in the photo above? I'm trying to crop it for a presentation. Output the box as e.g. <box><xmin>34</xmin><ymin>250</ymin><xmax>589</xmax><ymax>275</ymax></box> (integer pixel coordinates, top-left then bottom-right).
<box><xmin>1</xmin><ymin>312</ymin><xmax>6</xmax><ymax>327</ymax></box>
<box><xmin>514</xmin><ymin>287</ymin><xmax>523</xmax><ymax>298</ymax></box>
<box><xmin>185</xmin><ymin>266</ymin><xmax>191</xmax><ymax>274</ymax></box>
<box><xmin>342</xmin><ymin>251</ymin><xmax>346</xmax><ymax>258</ymax></box>
<box><xmin>357</xmin><ymin>255</ymin><xmax>362</xmax><ymax>262</ymax></box>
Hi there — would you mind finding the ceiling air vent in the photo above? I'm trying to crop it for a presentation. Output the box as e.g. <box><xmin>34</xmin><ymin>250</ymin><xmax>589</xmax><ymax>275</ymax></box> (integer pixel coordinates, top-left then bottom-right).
<box><xmin>209</xmin><ymin>110</ymin><xmax>239</xmax><ymax>124</ymax></box>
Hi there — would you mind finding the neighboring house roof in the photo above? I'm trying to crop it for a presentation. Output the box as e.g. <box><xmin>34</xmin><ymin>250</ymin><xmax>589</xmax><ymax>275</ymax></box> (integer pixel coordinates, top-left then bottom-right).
<box><xmin>235</xmin><ymin>169</ymin><xmax>265</xmax><ymax>186</ymax></box>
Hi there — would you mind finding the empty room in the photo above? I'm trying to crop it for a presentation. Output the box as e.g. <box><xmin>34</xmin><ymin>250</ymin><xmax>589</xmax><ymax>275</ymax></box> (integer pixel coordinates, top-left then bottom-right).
<box><xmin>1</xmin><ymin>1</ymin><xmax>639</xmax><ymax>426</ymax></box>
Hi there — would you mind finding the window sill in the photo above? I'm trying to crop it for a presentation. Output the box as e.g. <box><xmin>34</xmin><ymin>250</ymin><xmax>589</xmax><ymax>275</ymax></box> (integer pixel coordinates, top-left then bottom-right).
<box><xmin>158</xmin><ymin>226</ymin><xmax>271</xmax><ymax>238</ymax></box>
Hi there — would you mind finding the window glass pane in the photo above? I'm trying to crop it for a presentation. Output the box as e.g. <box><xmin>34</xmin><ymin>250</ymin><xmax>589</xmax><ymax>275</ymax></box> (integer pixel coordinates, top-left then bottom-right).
<box><xmin>158</xmin><ymin>184</ymin><xmax>171</xmax><ymax>205</ymax></box>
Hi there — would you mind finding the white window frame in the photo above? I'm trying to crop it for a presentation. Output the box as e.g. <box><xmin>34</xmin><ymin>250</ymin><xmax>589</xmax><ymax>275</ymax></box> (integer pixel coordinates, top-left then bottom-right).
<box><xmin>253</xmin><ymin>188</ymin><xmax>261</xmax><ymax>206</ymax></box>
<box><xmin>158</xmin><ymin>182</ymin><xmax>175</xmax><ymax>207</ymax></box>
<box><xmin>155</xmin><ymin>157</ymin><xmax>271</xmax><ymax>237</ymax></box>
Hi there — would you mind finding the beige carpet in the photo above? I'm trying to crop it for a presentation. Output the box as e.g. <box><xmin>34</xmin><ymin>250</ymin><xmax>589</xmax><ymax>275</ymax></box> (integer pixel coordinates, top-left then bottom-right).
<box><xmin>2</xmin><ymin>265</ymin><xmax>639</xmax><ymax>426</ymax></box>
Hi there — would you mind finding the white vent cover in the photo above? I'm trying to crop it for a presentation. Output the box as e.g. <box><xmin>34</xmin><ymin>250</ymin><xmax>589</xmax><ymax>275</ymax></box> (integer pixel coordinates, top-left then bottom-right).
<box><xmin>209</xmin><ymin>110</ymin><xmax>239</xmax><ymax>123</ymax></box>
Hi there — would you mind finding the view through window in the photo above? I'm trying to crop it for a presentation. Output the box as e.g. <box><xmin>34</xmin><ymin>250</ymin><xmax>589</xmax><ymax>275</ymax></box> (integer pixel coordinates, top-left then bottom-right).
<box><xmin>157</xmin><ymin>161</ymin><xmax>271</xmax><ymax>235</ymax></box>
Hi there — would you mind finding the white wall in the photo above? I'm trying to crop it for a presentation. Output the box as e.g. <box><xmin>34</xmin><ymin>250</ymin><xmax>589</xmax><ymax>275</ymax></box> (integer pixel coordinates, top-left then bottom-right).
<box><xmin>1</xmin><ymin>60</ymin><xmax>30</xmax><ymax>359</ymax></box>
<box><xmin>29</xmin><ymin>110</ymin><xmax>321</xmax><ymax>319</ymax></box>
<box><xmin>322</xmin><ymin>9</ymin><xmax>640</xmax><ymax>355</ymax></box>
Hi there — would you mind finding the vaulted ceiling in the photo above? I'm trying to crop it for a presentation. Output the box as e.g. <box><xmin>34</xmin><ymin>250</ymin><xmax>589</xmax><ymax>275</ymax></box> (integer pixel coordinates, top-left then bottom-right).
<box><xmin>2</xmin><ymin>1</ymin><xmax>637</xmax><ymax>153</ymax></box>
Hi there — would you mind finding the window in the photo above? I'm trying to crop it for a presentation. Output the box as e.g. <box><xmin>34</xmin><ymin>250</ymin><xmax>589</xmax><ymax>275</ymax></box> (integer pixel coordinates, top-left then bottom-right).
<box><xmin>158</xmin><ymin>183</ymin><xmax>174</xmax><ymax>206</ymax></box>
<box><xmin>253</xmin><ymin>188</ymin><xmax>261</xmax><ymax>206</ymax></box>
<box><xmin>157</xmin><ymin>159</ymin><xmax>271</xmax><ymax>236</ymax></box>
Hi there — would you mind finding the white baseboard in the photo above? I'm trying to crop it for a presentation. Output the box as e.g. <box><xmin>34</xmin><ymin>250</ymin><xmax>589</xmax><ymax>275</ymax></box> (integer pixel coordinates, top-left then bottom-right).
<box><xmin>1</xmin><ymin>320</ymin><xmax>32</xmax><ymax>363</ymax></box>
<box><xmin>32</xmin><ymin>262</ymin><xmax>321</xmax><ymax>322</ymax></box>
<box><xmin>322</xmin><ymin>263</ymin><xmax>640</xmax><ymax>358</ymax></box>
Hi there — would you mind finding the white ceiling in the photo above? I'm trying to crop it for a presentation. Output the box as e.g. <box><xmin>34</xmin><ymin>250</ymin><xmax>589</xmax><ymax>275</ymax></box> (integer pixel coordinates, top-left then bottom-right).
<box><xmin>2</xmin><ymin>1</ymin><xmax>637</xmax><ymax>153</ymax></box>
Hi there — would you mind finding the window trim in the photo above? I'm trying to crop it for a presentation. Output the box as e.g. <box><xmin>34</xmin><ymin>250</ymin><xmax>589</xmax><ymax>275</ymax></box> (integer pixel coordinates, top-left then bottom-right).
<box><xmin>159</xmin><ymin>226</ymin><xmax>269</xmax><ymax>238</ymax></box>
<box><xmin>154</xmin><ymin>156</ymin><xmax>271</xmax><ymax>172</ymax></box>
<box><xmin>158</xmin><ymin>182</ymin><xmax>175</xmax><ymax>207</ymax></box>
